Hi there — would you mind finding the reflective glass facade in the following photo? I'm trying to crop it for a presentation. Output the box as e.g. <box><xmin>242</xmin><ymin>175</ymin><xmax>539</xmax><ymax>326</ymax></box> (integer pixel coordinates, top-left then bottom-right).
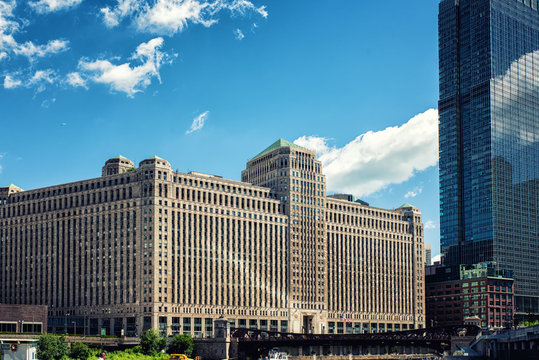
<box><xmin>439</xmin><ymin>0</ymin><xmax>539</xmax><ymax>313</ymax></box>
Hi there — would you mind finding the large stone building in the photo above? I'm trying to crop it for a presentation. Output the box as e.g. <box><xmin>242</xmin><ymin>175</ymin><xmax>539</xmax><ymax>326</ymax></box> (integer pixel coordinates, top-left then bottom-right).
<box><xmin>0</xmin><ymin>140</ymin><xmax>425</xmax><ymax>336</ymax></box>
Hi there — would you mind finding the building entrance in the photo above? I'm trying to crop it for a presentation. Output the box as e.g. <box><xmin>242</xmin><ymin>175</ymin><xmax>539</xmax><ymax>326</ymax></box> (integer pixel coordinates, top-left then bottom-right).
<box><xmin>302</xmin><ymin>316</ymin><xmax>313</xmax><ymax>334</ymax></box>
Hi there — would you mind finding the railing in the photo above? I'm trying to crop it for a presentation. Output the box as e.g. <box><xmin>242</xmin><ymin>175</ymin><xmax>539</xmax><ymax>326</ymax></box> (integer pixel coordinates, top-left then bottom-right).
<box><xmin>230</xmin><ymin>325</ymin><xmax>480</xmax><ymax>342</ymax></box>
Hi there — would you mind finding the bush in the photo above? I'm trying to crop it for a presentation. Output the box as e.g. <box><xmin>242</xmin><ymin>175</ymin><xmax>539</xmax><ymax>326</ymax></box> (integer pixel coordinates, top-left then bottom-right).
<box><xmin>70</xmin><ymin>342</ymin><xmax>91</xmax><ymax>360</ymax></box>
<box><xmin>518</xmin><ymin>320</ymin><xmax>539</xmax><ymax>327</ymax></box>
<box><xmin>37</xmin><ymin>334</ymin><xmax>69</xmax><ymax>360</ymax></box>
<box><xmin>125</xmin><ymin>345</ymin><xmax>142</xmax><ymax>354</ymax></box>
<box><xmin>140</xmin><ymin>329</ymin><xmax>167</xmax><ymax>355</ymax></box>
<box><xmin>168</xmin><ymin>334</ymin><xmax>194</xmax><ymax>356</ymax></box>
<box><xmin>105</xmin><ymin>350</ymin><xmax>169</xmax><ymax>360</ymax></box>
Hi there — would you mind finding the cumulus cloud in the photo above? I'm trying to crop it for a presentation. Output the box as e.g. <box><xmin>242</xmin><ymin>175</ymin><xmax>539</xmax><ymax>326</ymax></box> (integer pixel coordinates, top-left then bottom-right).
<box><xmin>28</xmin><ymin>69</ymin><xmax>57</xmax><ymax>91</ymax></box>
<box><xmin>186</xmin><ymin>110</ymin><xmax>209</xmax><ymax>134</ymax></box>
<box><xmin>0</xmin><ymin>0</ymin><xmax>69</xmax><ymax>61</ymax></box>
<box><xmin>404</xmin><ymin>186</ymin><xmax>423</xmax><ymax>198</ymax></box>
<box><xmin>294</xmin><ymin>108</ymin><xmax>439</xmax><ymax>196</ymax></box>
<box><xmin>404</xmin><ymin>191</ymin><xmax>417</xmax><ymax>198</ymax></box>
<box><xmin>3</xmin><ymin>74</ymin><xmax>21</xmax><ymax>88</ymax></box>
<box><xmin>101</xmin><ymin>0</ymin><xmax>142</xmax><ymax>27</ymax></box>
<box><xmin>4</xmin><ymin>69</ymin><xmax>57</xmax><ymax>91</ymax></box>
<box><xmin>66</xmin><ymin>72</ymin><xmax>87</xmax><ymax>88</ymax></box>
<box><xmin>424</xmin><ymin>220</ymin><xmax>436</xmax><ymax>229</ymax></box>
<box><xmin>29</xmin><ymin>0</ymin><xmax>83</xmax><ymax>13</ymax></box>
<box><xmin>221</xmin><ymin>0</ymin><xmax>267</xmax><ymax>18</ymax></box>
<box><xmin>13</xmin><ymin>39</ymin><xmax>69</xmax><ymax>60</ymax></box>
<box><xmin>101</xmin><ymin>0</ymin><xmax>268</xmax><ymax>35</ymax></box>
<box><xmin>78</xmin><ymin>37</ymin><xmax>174</xmax><ymax>97</ymax></box>
<box><xmin>0</xmin><ymin>0</ymin><xmax>20</xmax><ymax>60</ymax></box>
<box><xmin>233</xmin><ymin>28</ymin><xmax>244</xmax><ymax>40</ymax></box>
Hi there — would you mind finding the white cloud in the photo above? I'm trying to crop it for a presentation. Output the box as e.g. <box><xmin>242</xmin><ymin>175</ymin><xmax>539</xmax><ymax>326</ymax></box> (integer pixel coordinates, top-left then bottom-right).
<box><xmin>29</xmin><ymin>0</ymin><xmax>83</xmax><ymax>13</ymax></box>
<box><xmin>136</xmin><ymin>0</ymin><xmax>217</xmax><ymax>34</ymax></box>
<box><xmin>78</xmin><ymin>37</ymin><xmax>174</xmax><ymax>97</ymax></box>
<box><xmin>0</xmin><ymin>0</ymin><xmax>69</xmax><ymax>61</ymax></box>
<box><xmin>0</xmin><ymin>1</ymin><xmax>18</xmax><ymax>32</ymax></box>
<box><xmin>66</xmin><ymin>72</ymin><xmax>87</xmax><ymax>88</ymax></box>
<box><xmin>13</xmin><ymin>39</ymin><xmax>69</xmax><ymax>60</ymax></box>
<box><xmin>404</xmin><ymin>191</ymin><xmax>417</xmax><ymax>198</ymax></box>
<box><xmin>0</xmin><ymin>153</ymin><xmax>3</xmax><ymax>174</ymax></box>
<box><xmin>3</xmin><ymin>74</ymin><xmax>21</xmax><ymax>88</ymax></box>
<box><xmin>233</xmin><ymin>28</ymin><xmax>244</xmax><ymax>40</ymax></box>
<box><xmin>186</xmin><ymin>110</ymin><xmax>209</xmax><ymax>134</ymax></box>
<box><xmin>216</xmin><ymin>0</ymin><xmax>267</xmax><ymax>18</ymax></box>
<box><xmin>424</xmin><ymin>220</ymin><xmax>436</xmax><ymax>229</ymax></box>
<box><xmin>404</xmin><ymin>186</ymin><xmax>423</xmax><ymax>198</ymax></box>
<box><xmin>4</xmin><ymin>69</ymin><xmax>56</xmax><ymax>91</ymax></box>
<box><xmin>0</xmin><ymin>1</ymin><xmax>20</xmax><ymax>60</ymax></box>
<box><xmin>28</xmin><ymin>69</ymin><xmax>57</xmax><ymax>92</ymax></box>
<box><xmin>294</xmin><ymin>108</ymin><xmax>439</xmax><ymax>197</ymax></box>
<box><xmin>101</xmin><ymin>0</ymin><xmax>268</xmax><ymax>35</ymax></box>
<box><xmin>101</xmin><ymin>0</ymin><xmax>142</xmax><ymax>28</ymax></box>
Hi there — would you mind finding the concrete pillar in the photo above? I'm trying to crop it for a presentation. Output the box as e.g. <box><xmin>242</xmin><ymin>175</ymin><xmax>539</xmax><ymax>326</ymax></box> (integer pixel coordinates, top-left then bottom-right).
<box><xmin>214</xmin><ymin>317</ymin><xmax>230</xmax><ymax>339</ymax></box>
<box><xmin>212</xmin><ymin>316</ymin><xmax>231</xmax><ymax>360</ymax></box>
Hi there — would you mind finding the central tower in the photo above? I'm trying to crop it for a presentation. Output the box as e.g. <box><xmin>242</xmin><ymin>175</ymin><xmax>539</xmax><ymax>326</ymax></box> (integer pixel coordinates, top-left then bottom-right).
<box><xmin>242</xmin><ymin>139</ymin><xmax>328</xmax><ymax>333</ymax></box>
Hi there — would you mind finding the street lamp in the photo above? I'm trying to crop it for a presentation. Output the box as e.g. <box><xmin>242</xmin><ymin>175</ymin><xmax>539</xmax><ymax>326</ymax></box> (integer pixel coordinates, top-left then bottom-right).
<box><xmin>65</xmin><ymin>313</ymin><xmax>69</xmax><ymax>334</ymax></box>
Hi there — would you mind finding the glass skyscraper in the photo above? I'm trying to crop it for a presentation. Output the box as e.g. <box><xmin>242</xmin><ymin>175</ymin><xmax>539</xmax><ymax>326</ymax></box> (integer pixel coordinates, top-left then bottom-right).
<box><xmin>439</xmin><ymin>0</ymin><xmax>539</xmax><ymax>314</ymax></box>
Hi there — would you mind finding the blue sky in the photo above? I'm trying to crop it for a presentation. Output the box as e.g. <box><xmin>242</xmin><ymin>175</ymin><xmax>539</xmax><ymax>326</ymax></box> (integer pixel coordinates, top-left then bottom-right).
<box><xmin>0</xmin><ymin>0</ymin><xmax>441</xmax><ymax>255</ymax></box>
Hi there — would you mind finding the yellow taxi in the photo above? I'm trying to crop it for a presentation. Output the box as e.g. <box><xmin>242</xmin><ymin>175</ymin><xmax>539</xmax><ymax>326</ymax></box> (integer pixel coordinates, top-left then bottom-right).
<box><xmin>168</xmin><ymin>355</ymin><xmax>193</xmax><ymax>360</ymax></box>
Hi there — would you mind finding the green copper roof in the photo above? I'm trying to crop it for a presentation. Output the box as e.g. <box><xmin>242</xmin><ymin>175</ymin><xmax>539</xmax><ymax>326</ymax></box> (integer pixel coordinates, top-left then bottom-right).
<box><xmin>251</xmin><ymin>139</ymin><xmax>307</xmax><ymax>161</ymax></box>
<box><xmin>397</xmin><ymin>203</ymin><xmax>414</xmax><ymax>209</ymax></box>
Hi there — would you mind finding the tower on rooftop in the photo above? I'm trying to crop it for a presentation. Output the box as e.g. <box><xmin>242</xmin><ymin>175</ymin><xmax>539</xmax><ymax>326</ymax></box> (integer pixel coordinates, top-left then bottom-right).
<box><xmin>102</xmin><ymin>155</ymin><xmax>134</xmax><ymax>176</ymax></box>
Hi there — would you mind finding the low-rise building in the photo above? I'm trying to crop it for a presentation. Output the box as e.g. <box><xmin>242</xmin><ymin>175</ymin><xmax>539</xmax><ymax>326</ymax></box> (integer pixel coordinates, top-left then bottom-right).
<box><xmin>426</xmin><ymin>262</ymin><xmax>514</xmax><ymax>329</ymax></box>
<box><xmin>0</xmin><ymin>304</ymin><xmax>47</xmax><ymax>333</ymax></box>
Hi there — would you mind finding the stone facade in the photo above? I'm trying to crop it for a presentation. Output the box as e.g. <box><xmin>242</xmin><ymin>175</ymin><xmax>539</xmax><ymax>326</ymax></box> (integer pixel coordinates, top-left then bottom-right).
<box><xmin>0</xmin><ymin>140</ymin><xmax>424</xmax><ymax>336</ymax></box>
<box><xmin>0</xmin><ymin>304</ymin><xmax>47</xmax><ymax>333</ymax></box>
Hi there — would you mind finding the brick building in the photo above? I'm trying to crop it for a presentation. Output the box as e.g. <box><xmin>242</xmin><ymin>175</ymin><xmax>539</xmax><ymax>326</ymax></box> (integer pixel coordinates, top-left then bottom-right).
<box><xmin>0</xmin><ymin>304</ymin><xmax>47</xmax><ymax>333</ymax></box>
<box><xmin>426</xmin><ymin>262</ymin><xmax>514</xmax><ymax>329</ymax></box>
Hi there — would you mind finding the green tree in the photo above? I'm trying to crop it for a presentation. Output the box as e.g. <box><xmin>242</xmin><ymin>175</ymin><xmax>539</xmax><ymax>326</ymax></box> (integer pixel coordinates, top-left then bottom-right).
<box><xmin>36</xmin><ymin>334</ymin><xmax>69</xmax><ymax>360</ymax></box>
<box><xmin>518</xmin><ymin>320</ymin><xmax>539</xmax><ymax>327</ymax></box>
<box><xmin>70</xmin><ymin>342</ymin><xmax>91</xmax><ymax>360</ymax></box>
<box><xmin>140</xmin><ymin>329</ymin><xmax>167</xmax><ymax>355</ymax></box>
<box><xmin>168</xmin><ymin>334</ymin><xmax>194</xmax><ymax>356</ymax></box>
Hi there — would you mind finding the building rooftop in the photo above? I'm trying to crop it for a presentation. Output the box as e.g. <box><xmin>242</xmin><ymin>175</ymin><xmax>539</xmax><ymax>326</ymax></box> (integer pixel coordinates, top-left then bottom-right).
<box><xmin>251</xmin><ymin>139</ymin><xmax>308</xmax><ymax>161</ymax></box>
<box><xmin>397</xmin><ymin>203</ymin><xmax>415</xmax><ymax>209</ymax></box>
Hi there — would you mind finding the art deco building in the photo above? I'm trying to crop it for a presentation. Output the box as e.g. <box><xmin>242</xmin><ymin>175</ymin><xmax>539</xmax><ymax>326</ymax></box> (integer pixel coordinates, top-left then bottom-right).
<box><xmin>0</xmin><ymin>140</ymin><xmax>425</xmax><ymax>336</ymax></box>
